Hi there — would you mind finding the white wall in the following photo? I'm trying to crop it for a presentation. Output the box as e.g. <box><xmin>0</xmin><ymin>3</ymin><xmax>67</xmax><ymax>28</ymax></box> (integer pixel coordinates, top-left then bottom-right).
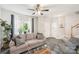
<box><xmin>37</xmin><ymin>13</ymin><xmax>79</xmax><ymax>39</ymax></box>
<box><xmin>0</xmin><ymin>7</ymin><xmax>1</xmax><ymax>17</ymax></box>
<box><xmin>51</xmin><ymin>16</ymin><xmax>65</xmax><ymax>39</ymax></box>
<box><xmin>33</xmin><ymin>17</ymin><xmax>38</xmax><ymax>33</ymax></box>
<box><xmin>0</xmin><ymin>7</ymin><xmax>2</xmax><ymax>41</ymax></box>
<box><xmin>37</xmin><ymin>16</ymin><xmax>52</xmax><ymax>37</ymax></box>
<box><xmin>65</xmin><ymin>14</ymin><xmax>79</xmax><ymax>38</ymax></box>
<box><xmin>37</xmin><ymin>14</ymin><xmax>65</xmax><ymax>38</ymax></box>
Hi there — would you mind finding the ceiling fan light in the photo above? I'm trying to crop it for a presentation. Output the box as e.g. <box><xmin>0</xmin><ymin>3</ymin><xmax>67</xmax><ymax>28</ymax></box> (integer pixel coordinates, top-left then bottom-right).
<box><xmin>34</xmin><ymin>11</ymin><xmax>41</xmax><ymax>15</ymax></box>
<box><xmin>37</xmin><ymin>11</ymin><xmax>41</xmax><ymax>15</ymax></box>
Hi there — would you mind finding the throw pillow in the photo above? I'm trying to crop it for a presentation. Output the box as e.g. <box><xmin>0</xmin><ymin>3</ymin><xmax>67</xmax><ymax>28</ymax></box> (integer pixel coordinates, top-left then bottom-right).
<box><xmin>26</xmin><ymin>33</ymin><xmax>36</xmax><ymax>40</ymax></box>
<box><xmin>36</xmin><ymin>33</ymin><xmax>44</xmax><ymax>39</ymax></box>
<box><xmin>15</xmin><ymin>36</ymin><xmax>25</xmax><ymax>46</ymax></box>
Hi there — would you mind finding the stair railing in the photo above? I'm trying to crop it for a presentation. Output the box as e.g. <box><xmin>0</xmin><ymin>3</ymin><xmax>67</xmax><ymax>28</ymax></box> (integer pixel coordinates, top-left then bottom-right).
<box><xmin>71</xmin><ymin>23</ymin><xmax>79</xmax><ymax>37</ymax></box>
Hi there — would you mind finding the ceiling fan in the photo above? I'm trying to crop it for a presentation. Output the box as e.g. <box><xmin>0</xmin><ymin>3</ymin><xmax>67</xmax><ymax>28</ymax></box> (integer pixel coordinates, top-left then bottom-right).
<box><xmin>28</xmin><ymin>4</ymin><xmax>49</xmax><ymax>15</ymax></box>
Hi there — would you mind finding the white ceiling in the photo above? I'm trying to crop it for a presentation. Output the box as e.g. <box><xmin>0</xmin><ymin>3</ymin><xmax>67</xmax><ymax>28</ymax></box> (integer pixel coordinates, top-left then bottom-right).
<box><xmin>0</xmin><ymin>4</ymin><xmax>79</xmax><ymax>16</ymax></box>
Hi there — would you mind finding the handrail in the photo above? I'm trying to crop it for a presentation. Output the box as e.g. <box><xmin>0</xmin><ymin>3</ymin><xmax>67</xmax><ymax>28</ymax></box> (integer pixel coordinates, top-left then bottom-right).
<box><xmin>72</xmin><ymin>24</ymin><xmax>79</xmax><ymax>28</ymax></box>
<box><xmin>71</xmin><ymin>23</ymin><xmax>79</xmax><ymax>37</ymax></box>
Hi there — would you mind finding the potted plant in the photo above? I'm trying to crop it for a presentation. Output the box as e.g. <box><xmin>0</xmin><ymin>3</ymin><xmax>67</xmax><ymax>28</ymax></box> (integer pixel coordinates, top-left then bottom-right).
<box><xmin>0</xmin><ymin>19</ymin><xmax>11</xmax><ymax>49</ymax></box>
<box><xmin>19</xmin><ymin>23</ymin><xmax>28</xmax><ymax>34</ymax></box>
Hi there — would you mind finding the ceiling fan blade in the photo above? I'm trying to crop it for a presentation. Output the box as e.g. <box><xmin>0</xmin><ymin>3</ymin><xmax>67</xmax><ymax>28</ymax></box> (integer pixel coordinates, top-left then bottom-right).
<box><xmin>41</xmin><ymin>9</ymin><xmax>49</xmax><ymax>11</ymax></box>
<box><xmin>28</xmin><ymin>9</ymin><xmax>35</xmax><ymax>11</ymax></box>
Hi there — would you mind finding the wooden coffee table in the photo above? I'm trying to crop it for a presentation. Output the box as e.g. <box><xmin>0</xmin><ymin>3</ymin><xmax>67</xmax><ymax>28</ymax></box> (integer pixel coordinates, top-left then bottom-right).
<box><xmin>33</xmin><ymin>48</ymin><xmax>50</xmax><ymax>54</ymax></box>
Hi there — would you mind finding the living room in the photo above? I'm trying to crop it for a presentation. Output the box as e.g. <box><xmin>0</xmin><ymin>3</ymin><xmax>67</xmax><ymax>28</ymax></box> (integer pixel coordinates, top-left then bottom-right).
<box><xmin>0</xmin><ymin>4</ymin><xmax>79</xmax><ymax>54</ymax></box>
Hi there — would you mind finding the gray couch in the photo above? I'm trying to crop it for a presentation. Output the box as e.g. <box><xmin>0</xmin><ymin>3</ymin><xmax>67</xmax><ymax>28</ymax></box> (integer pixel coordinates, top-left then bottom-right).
<box><xmin>46</xmin><ymin>37</ymin><xmax>78</xmax><ymax>54</ymax></box>
<box><xmin>10</xmin><ymin>33</ymin><xmax>46</xmax><ymax>54</ymax></box>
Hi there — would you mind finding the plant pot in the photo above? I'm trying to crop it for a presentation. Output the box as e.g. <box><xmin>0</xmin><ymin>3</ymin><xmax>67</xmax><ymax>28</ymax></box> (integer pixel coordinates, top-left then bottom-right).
<box><xmin>3</xmin><ymin>42</ymin><xmax>9</xmax><ymax>49</ymax></box>
<box><xmin>3</xmin><ymin>38</ymin><xmax>9</xmax><ymax>49</ymax></box>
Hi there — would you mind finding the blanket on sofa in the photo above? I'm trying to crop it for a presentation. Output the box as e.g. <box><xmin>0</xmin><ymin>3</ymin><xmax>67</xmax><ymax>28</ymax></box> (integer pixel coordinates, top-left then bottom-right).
<box><xmin>46</xmin><ymin>37</ymin><xmax>79</xmax><ymax>54</ymax></box>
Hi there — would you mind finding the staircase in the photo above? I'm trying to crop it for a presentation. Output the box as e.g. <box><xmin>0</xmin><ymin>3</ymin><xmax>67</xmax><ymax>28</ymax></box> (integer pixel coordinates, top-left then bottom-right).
<box><xmin>71</xmin><ymin>23</ymin><xmax>79</xmax><ymax>38</ymax></box>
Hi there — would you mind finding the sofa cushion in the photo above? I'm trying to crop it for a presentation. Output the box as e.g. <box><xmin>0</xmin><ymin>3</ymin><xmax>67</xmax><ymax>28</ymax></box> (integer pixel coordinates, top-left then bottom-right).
<box><xmin>26</xmin><ymin>33</ymin><xmax>36</xmax><ymax>41</ymax></box>
<box><xmin>15</xmin><ymin>36</ymin><xmax>25</xmax><ymax>46</ymax></box>
<box><xmin>20</xmin><ymin>34</ymin><xmax>26</xmax><ymax>41</ymax></box>
<box><xmin>27</xmin><ymin>39</ymin><xmax>45</xmax><ymax>50</ymax></box>
<box><xmin>69</xmin><ymin>37</ymin><xmax>79</xmax><ymax>46</ymax></box>
<box><xmin>36</xmin><ymin>33</ymin><xmax>44</xmax><ymax>39</ymax></box>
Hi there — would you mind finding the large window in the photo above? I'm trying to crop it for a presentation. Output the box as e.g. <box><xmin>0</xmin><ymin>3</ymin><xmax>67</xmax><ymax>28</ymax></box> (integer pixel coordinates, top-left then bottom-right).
<box><xmin>14</xmin><ymin>15</ymin><xmax>32</xmax><ymax>36</ymax></box>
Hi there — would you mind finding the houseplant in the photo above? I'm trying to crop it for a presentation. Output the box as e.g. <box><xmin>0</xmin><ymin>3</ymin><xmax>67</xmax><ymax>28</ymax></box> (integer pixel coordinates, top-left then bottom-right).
<box><xmin>0</xmin><ymin>19</ymin><xmax>11</xmax><ymax>49</ymax></box>
<box><xmin>19</xmin><ymin>23</ymin><xmax>28</xmax><ymax>34</ymax></box>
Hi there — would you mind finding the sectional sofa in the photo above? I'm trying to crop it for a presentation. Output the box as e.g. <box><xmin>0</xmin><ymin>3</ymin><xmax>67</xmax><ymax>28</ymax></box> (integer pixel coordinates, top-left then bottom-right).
<box><xmin>10</xmin><ymin>33</ymin><xmax>46</xmax><ymax>54</ymax></box>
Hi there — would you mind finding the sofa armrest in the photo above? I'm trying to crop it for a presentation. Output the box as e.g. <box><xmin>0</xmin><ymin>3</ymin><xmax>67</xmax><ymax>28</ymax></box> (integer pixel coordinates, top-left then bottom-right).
<box><xmin>10</xmin><ymin>43</ymin><xmax>29</xmax><ymax>54</ymax></box>
<box><xmin>10</xmin><ymin>46</ymin><xmax>17</xmax><ymax>53</ymax></box>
